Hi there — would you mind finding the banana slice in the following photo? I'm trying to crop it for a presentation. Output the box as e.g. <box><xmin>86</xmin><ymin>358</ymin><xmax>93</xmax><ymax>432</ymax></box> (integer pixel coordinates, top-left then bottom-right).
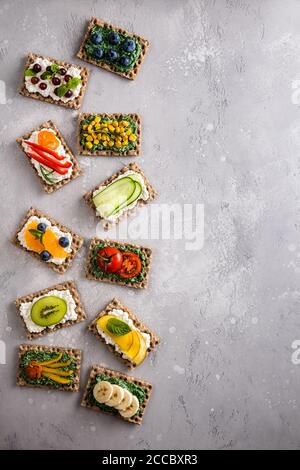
<box><xmin>93</xmin><ymin>381</ymin><xmax>113</xmax><ymax>404</ymax></box>
<box><xmin>105</xmin><ymin>384</ymin><xmax>125</xmax><ymax>407</ymax></box>
<box><xmin>115</xmin><ymin>389</ymin><xmax>133</xmax><ymax>411</ymax></box>
<box><xmin>119</xmin><ymin>395</ymin><xmax>140</xmax><ymax>418</ymax></box>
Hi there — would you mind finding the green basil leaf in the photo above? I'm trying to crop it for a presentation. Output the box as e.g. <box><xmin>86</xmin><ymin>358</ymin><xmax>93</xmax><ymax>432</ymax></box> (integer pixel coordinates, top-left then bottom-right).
<box><xmin>50</xmin><ymin>64</ymin><xmax>60</xmax><ymax>73</ymax></box>
<box><xmin>106</xmin><ymin>317</ymin><xmax>131</xmax><ymax>336</ymax></box>
<box><xmin>56</xmin><ymin>85</ymin><xmax>68</xmax><ymax>97</ymax></box>
<box><xmin>24</xmin><ymin>68</ymin><xmax>36</xmax><ymax>77</ymax></box>
<box><xmin>28</xmin><ymin>228</ymin><xmax>44</xmax><ymax>243</ymax></box>
<box><xmin>67</xmin><ymin>77</ymin><xmax>81</xmax><ymax>89</ymax></box>
<box><xmin>41</xmin><ymin>71</ymin><xmax>53</xmax><ymax>80</ymax></box>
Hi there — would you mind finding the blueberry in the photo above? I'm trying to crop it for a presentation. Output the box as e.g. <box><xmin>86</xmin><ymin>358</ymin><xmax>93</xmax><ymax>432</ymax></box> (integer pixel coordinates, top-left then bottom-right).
<box><xmin>123</xmin><ymin>38</ymin><xmax>136</xmax><ymax>53</ymax></box>
<box><xmin>119</xmin><ymin>56</ymin><xmax>131</xmax><ymax>67</ymax></box>
<box><xmin>37</xmin><ymin>223</ymin><xmax>47</xmax><ymax>233</ymax></box>
<box><xmin>91</xmin><ymin>31</ymin><xmax>102</xmax><ymax>45</ymax></box>
<box><xmin>92</xmin><ymin>47</ymin><xmax>104</xmax><ymax>60</ymax></box>
<box><xmin>40</xmin><ymin>250</ymin><xmax>51</xmax><ymax>262</ymax></box>
<box><xmin>108</xmin><ymin>31</ymin><xmax>120</xmax><ymax>45</ymax></box>
<box><xmin>107</xmin><ymin>49</ymin><xmax>118</xmax><ymax>61</ymax></box>
<box><xmin>59</xmin><ymin>236</ymin><xmax>69</xmax><ymax>248</ymax></box>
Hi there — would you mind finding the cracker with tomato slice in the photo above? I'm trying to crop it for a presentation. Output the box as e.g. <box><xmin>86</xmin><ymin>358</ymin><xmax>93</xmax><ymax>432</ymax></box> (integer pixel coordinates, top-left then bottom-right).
<box><xmin>17</xmin><ymin>343</ymin><xmax>82</xmax><ymax>392</ymax></box>
<box><xmin>19</xmin><ymin>53</ymin><xmax>89</xmax><ymax>110</ymax></box>
<box><xmin>77</xmin><ymin>17</ymin><xmax>149</xmax><ymax>80</ymax></box>
<box><xmin>15</xmin><ymin>281</ymin><xmax>87</xmax><ymax>340</ymax></box>
<box><xmin>16</xmin><ymin>121</ymin><xmax>81</xmax><ymax>193</ymax></box>
<box><xmin>12</xmin><ymin>207</ymin><xmax>84</xmax><ymax>274</ymax></box>
<box><xmin>83</xmin><ymin>163</ymin><xmax>157</xmax><ymax>230</ymax></box>
<box><xmin>81</xmin><ymin>364</ymin><xmax>153</xmax><ymax>424</ymax></box>
<box><xmin>86</xmin><ymin>238</ymin><xmax>152</xmax><ymax>289</ymax></box>
<box><xmin>89</xmin><ymin>298</ymin><xmax>160</xmax><ymax>369</ymax></box>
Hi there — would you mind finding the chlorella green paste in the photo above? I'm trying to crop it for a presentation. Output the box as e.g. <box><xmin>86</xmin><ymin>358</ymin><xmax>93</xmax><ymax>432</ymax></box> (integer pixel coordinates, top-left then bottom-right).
<box><xmin>20</xmin><ymin>350</ymin><xmax>76</xmax><ymax>389</ymax></box>
<box><xmin>91</xmin><ymin>242</ymin><xmax>146</xmax><ymax>284</ymax></box>
<box><xmin>87</xmin><ymin>374</ymin><xmax>146</xmax><ymax>416</ymax></box>
<box><xmin>84</xmin><ymin>26</ymin><xmax>142</xmax><ymax>73</ymax></box>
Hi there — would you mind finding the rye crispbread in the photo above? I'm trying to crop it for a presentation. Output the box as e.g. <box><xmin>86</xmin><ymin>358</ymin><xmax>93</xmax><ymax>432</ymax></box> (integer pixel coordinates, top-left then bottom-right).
<box><xmin>89</xmin><ymin>298</ymin><xmax>160</xmax><ymax>369</ymax></box>
<box><xmin>86</xmin><ymin>238</ymin><xmax>152</xmax><ymax>289</ymax></box>
<box><xmin>15</xmin><ymin>281</ymin><xmax>86</xmax><ymax>340</ymax></box>
<box><xmin>17</xmin><ymin>343</ymin><xmax>82</xmax><ymax>392</ymax></box>
<box><xmin>77</xmin><ymin>17</ymin><xmax>149</xmax><ymax>80</ymax></box>
<box><xmin>77</xmin><ymin>113</ymin><xmax>141</xmax><ymax>156</ymax></box>
<box><xmin>16</xmin><ymin>120</ymin><xmax>82</xmax><ymax>193</ymax></box>
<box><xmin>83</xmin><ymin>163</ymin><xmax>157</xmax><ymax>230</ymax></box>
<box><xmin>12</xmin><ymin>207</ymin><xmax>84</xmax><ymax>274</ymax></box>
<box><xmin>81</xmin><ymin>364</ymin><xmax>153</xmax><ymax>424</ymax></box>
<box><xmin>19</xmin><ymin>53</ymin><xmax>89</xmax><ymax>110</ymax></box>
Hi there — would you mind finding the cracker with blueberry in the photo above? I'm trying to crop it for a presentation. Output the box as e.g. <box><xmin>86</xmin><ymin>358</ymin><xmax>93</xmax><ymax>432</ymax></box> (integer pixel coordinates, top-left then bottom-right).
<box><xmin>77</xmin><ymin>17</ymin><xmax>149</xmax><ymax>80</ymax></box>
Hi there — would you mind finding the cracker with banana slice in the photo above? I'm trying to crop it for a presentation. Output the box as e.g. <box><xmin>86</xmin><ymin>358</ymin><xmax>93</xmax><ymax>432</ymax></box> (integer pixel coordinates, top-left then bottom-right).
<box><xmin>81</xmin><ymin>364</ymin><xmax>153</xmax><ymax>424</ymax></box>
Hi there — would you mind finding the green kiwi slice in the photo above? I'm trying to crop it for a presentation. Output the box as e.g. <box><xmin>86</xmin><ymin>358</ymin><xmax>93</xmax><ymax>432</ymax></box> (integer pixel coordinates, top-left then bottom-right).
<box><xmin>30</xmin><ymin>296</ymin><xmax>67</xmax><ymax>327</ymax></box>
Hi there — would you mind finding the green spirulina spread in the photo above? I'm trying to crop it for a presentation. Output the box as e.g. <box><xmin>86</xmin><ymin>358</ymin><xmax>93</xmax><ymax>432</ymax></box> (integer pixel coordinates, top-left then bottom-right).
<box><xmin>20</xmin><ymin>350</ymin><xmax>76</xmax><ymax>389</ymax></box>
<box><xmin>91</xmin><ymin>242</ymin><xmax>146</xmax><ymax>284</ymax></box>
<box><xmin>84</xmin><ymin>26</ymin><xmax>142</xmax><ymax>73</ymax></box>
<box><xmin>87</xmin><ymin>374</ymin><xmax>146</xmax><ymax>416</ymax></box>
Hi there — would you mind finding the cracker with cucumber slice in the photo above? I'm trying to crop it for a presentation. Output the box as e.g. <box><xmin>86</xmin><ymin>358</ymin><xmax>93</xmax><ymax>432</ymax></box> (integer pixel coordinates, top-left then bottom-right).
<box><xmin>15</xmin><ymin>281</ymin><xmax>87</xmax><ymax>340</ymax></box>
<box><xmin>86</xmin><ymin>238</ymin><xmax>152</xmax><ymax>289</ymax></box>
<box><xmin>19</xmin><ymin>53</ymin><xmax>89</xmax><ymax>110</ymax></box>
<box><xmin>81</xmin><ymin>364</ymin><xmax>153</xmax><ymax>424</ymax></box>
<box><xmin>12</xmin><ymin>207</ymin><xmax>84</xmax><ymax>274</ymax></box>
<box><xmin>83</xmin><ymin>163</ymin><xmax>157</xmax><ymax>229</ymax></box>
<box><xmin>88</xmin><ymin>298</ymin><xmax>160</xmax><ymax>369</ymax></box>
<box><xmin>77</xmin><ymin>17</ymin><xmax>149</xmax><ymax>80</ymax></box>
<box><xmin>77</xmin><ymin>113</ymin><xmax>142</xmax><ymax>156</ymax></box>
<box><xmin>16</xmin><ymin>120</ymin><xmax>82</xmax><ymax>193</ymax></box>
<box><xmin>17</xmin><ymin>344</ymin><xmax>82</xmax><ymax>392</ymax></box>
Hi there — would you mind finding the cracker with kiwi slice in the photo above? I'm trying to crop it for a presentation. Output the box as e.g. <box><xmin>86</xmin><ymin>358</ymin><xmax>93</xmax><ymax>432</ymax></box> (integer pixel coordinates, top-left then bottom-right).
<box><xmin>15</xmin><ymin>281</ymin><xmax>87</xmax><ymax>340</ymax></box>
<box><xmin>89</xmin><ymin>298</ymin><xmax>160</xmax><ymax>369</ymax></box>
<box><xmin>19</xmin><ymin>53</ymin><xmax>89</xmax><ymax>110</ymax></box>
<box><xmin>12</xmin><ymin>207</ymin><xmax>84</xmax><ymax>274</ymax></box>
<box><xmin>77</xmin><ymin>17</ymin><xmax>149</xmax><ymax>80</ymax></box>
<box><xmin>83</xmin><ymin>163</ymin><xmax>157</xmax><ymax>230</ymax></box>
<box><xmin>77</xmin><ymin>113</ymin><xmax>141</xmax><ymax>156</ymax></box>
<box><xmin>17</xmin><ymin>343</ymin><xmax>82</xmax><ymax>392</ymax></box>
<box><xmin>86</xmin><ymin>238</ymin><xmax>152</xmax><ymax>289</ymax></box>
<box><xmin>16</xmin><ymin>120</ymin><xmax>82</xmax><ymax>193</ymax></box>
<box><xmin>81</xmin><ymin>364</ymin><xmax>153</xmax><ymax>424</ymax></box>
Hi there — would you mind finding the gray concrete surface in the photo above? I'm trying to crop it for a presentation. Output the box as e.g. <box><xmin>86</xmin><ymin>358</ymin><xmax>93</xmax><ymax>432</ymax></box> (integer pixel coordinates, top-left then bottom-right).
<box><xmin>1</xmin><ymin>0</ymin><xmax>300</xmax><ymax>450</ymax></box>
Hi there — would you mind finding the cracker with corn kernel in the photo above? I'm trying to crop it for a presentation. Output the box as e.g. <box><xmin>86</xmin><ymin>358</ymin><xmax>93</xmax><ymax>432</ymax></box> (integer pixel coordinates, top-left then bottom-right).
<box><xmin>77</xmin><ymin>113</ymin><xmax>141</xmax><ymax>156</ymax></box>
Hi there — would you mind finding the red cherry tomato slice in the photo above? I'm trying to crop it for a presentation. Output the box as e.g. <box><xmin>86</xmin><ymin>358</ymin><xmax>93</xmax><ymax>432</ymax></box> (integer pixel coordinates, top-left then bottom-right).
<box><xmin>117</xmin><ymin>252</ymin><xmax>142</xmax><ymax>279</ymax></box>
<box><xmin>96</xmin><ymin>247</ymin><xmax>123</xmax><ymax>273</ymax></box>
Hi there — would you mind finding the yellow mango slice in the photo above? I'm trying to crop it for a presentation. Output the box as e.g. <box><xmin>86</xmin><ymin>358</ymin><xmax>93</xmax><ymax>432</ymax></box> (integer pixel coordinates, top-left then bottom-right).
<box><xmin>36</xmin><ymin>353</ymin><xmax>62</xmax><ymax>366</ymax></box>
<box><xmin>97</xmin><ymin>315</ymin><xmax>134</xmax><ymax>352</ymax></box>
<box><xmin>24</xmin><ymin>221</ymin><xmax>44</xmax><ymax>253</ymax></box>
<box><xmin>45</xmin><ymin>360</ymin><xmax>71</xmax><ymax>368</ymax></box>
<box><xmin>132</xmin><ymin>332</ymin><xmax>147</xmax><ymax>365</ymax></box>
<box><xmin>125</xmin><ymin>331</ymin><xmax>140</xmax><ymax>360</ymax></box>
<box><xmin>42</xmin><ymin>367</ymin><xmax>73</xmax><ymax>377</ymax></box>
<box><xmin>42</xmin><ymin>372</ymin><xmax>71</xmax><ymax>384</ymax></box>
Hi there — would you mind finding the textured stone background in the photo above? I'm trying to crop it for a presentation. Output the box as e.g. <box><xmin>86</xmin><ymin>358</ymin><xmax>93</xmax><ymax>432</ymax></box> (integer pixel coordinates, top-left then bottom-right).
<box><xmin>1</xmin><ymin>0</ymin><xmax>300</xmax><ymax>450</ymax></box>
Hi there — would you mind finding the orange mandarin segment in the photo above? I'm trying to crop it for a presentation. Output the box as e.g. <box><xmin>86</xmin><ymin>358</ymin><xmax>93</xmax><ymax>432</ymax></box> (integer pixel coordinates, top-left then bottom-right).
<box><xmin>43</xmin><ymin>230</ymin><xmax>68</xmax><ymax>259</ymax></box>
<box><xmin>24</xmin><ymin>221</ymin><xmax>44</xmax><ymax>253</ymax></box>
<box><xmin>37</xmin><ymin>130</ymin><xmax>60</xmax><ymax>150</ymax></box>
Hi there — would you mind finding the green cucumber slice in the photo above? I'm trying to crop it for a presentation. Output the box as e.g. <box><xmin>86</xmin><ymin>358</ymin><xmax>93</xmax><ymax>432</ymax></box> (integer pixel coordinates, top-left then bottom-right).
<box><xmin>92</xmin><ymin>177</ymin><xmax>136</xmax><ymax>219</ymax></box>
<box><xmin>110</xmin><ymin>180</ymin><xmax>142</xmax><ymax>217</ymax></box>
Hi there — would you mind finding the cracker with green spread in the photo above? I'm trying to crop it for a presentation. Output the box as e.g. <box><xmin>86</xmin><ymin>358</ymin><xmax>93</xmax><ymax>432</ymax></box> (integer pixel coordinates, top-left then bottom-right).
<box><xmin>86</xmin><ymin>238</ymin><xmax>152</xmax><ymax>289</ymax></box>
<box><xmin>81</xmin><ymin>364</ymin><xmax>153</xmax><ymax>424</ymax></box>
<box><xmin>17</xmin><ymin>344</ymin><xmax>82</xmax><ymax>392</ymax></box>
<box><xmin>77</xmin><ymin>17</ymin><xmax>149</xmax><ymax>80</ymax></box>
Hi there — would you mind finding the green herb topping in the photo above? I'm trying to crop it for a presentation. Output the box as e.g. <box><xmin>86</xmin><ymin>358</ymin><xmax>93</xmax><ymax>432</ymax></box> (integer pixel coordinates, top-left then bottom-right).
<box><xmin>106</xmin><ymin>317</ymin><xmax>131</xmax><ymax>336</ymax></box>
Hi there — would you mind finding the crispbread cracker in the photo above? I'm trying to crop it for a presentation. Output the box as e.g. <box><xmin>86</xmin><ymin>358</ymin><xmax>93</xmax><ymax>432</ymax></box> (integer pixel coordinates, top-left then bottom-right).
<box><xmin>83</xmin><ymin>163</ymin><xmax>157</xmax><ymax>230</ymax></box>
<box><xmin>77</xmin><ymin>113</ymin><xmax>141</xmax><ymax>156</ymax></box>
<box><xmin>89</xmin><ymin>298</ymin><xmax>160</xmax><ymax>369</ymax></box>
<box><xmin>17</xmin><ymin>343</ymin><xmax>82</xmax><ymax>392</ymax></box>
<box><xmin>81</xmin><ymin>364</ymin><xmax>152</xmax><ymax>424</ymax></box>
<box><xmin>77</xmin><ymin>17</ymin><xmax>149</xmax><ymax>80</ymax></box>
<box><xmin>15</xmin><ymin>281</ymin><xmax>86</xmax><ymax>340</ymax></box>
<box><xmin>16</xmin><ymin>120</ymin><xmax>82</xmax><ymax>193</ymax></box>
<box><xmin>19</xmin><ymin>53</ymin><xmax>89</xmax><ymax>110</ymax></box>
<box><xmin>86</xmin><ymin>238</ymin><xmax>152</xmax><ymax>289</ymax></box>
<box><xmin>12</xmin><ymin>207</ymin><xmax>84</xmax><ymax>274</ymax></box>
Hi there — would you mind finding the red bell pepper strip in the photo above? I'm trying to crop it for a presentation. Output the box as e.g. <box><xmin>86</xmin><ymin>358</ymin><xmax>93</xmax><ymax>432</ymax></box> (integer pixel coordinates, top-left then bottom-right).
<box><xmin>26</xmin><ymin>151</ymin><xmax>69</xmax><ymax>175</ymax></box>
<box><xmin>23</xmin><ymin>140</ymin><xmax>65</xmax><ymax>161</ymax></box>
<box><xmin>25</xmin><ymin>144</ymin><xmax>72</xmax><ymax>169</ymax></box>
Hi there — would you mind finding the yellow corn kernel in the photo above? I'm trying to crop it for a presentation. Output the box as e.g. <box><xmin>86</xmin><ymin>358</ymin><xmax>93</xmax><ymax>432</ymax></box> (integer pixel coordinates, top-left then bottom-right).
<box><xmin>123</xmin><ymin>139</ymin><xmax>128</xmax><ymax>146</ymax></box>
<box><xmin>101</xmin><ymin>134</ymin><xmax>107</xmax><ymax>141</ymax></box>
<box><xmin>82</xmin><ymin>124</ymin><xmax>88</xmax><ymax>130</ymax></box>
<box><xmin>108</xmin><ymin>125</ymin><xmax>115</xmax><ymax>132</ymax></box>
<box><xmin>126</xmin><ymin>129</ymin><xmax>132</xmax><ymax>136</ymax></box>
<box><xmin>102</xmin><ymin>141</ymin><xmax>108</xmax><ymax>147</ymax></box>
<box><xmin>83</xmin><ymin>133</ymin><xmax>88</xmax><ymax>137</ymax></box>
<box><xmin>94</xmin><ymin>116</ymin><xmax>101</xmax><ymax>123</ymax></box>
<box><xmin>119</xmin><ymin>127</ymin><xmax>125</xmax><ymax>133</ymax></box>
<box><xmin>108</xmin><ymin>140</ymin><xmax>115</xmax><ymax>147</ymax></box>
<box><xmin>95</xmin><ymin>124</ymin><xmax>101</xmax><ymax>130</ymax></box>
<box><xmin>122</xmin><ymin>121</ymin><xmax>129</xmax><ymax>127</ymax></box>
<box><xmin>91</xmin><ymin>119</ymin><xmax>96</xmax><ymax>126</ymax></box>
<box><xmin>115</xmin><ymin>127</ymin><xmax>121</xmax><ymax>134</ymax></box>
<box><xmin>88</xmin><ymin>128</ymin><xmax>93</xmax><ymax>134</ymax></box>
<box><xmin>86</xmin><ymin>142</ymin><xmax>93</xmax><ymax>149</ymax></box>
<box><xmin>116</xmin><ymin>142</ymin><xmax>122</xmax><ymax>148</ymax></box>
<box><xmin>86</xmin><ymin>135</ymin><xmax>93</xmax><ymax>142</ymax></box>
<box><xmin>112</xmin><ymin>121</ymin><xmax>118</xmax><ymax>127</ymax></box>
<box><xmin>129</xmin><ymin>134</ymin><xmax>137</xmax><ymax>142</ymax></box>
<box><xmin>94</xmin><ymin>139</ymin><xmax>99</xmax><ymax>145</ymax></box>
